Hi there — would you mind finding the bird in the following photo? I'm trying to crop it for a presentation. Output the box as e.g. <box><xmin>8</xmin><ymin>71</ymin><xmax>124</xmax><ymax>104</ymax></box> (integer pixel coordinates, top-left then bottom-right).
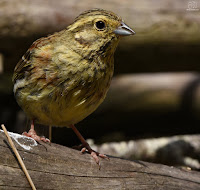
<box><xmin>12</xmin><ymin>8</ymin><xmax>135</xmax><ymax>166</ymax></box>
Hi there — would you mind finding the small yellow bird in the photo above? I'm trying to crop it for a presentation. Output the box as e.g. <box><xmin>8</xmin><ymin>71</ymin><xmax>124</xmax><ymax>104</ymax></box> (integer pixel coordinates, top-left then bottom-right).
<box><xmin>13</xmin><ymin>9</ymin><xmax>135</xmax><ymax>165</ymax></box>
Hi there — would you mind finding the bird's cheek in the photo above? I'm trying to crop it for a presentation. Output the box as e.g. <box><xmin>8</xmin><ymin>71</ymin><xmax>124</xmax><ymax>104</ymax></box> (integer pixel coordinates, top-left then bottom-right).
<box><xmin>75</xmin><ymin>31</ymin><xmax>99</xmax><ymax>45</ymax></box>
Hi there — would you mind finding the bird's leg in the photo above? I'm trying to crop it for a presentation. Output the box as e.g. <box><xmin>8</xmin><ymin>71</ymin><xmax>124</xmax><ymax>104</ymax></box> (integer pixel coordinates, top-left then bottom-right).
<box><xmin>70</xmin><ymin>124</ymin><xmax>108</xmax><ymax>167</ymax></box>
<box><xmin>49</xmin><ymin>125</ymin><xmax>52</xmax><ymax>141</ymax></box>
<box><xmin>22</xmin><ymin>120</ymin><xmax>50</xmax><ymax>143</ymax></box>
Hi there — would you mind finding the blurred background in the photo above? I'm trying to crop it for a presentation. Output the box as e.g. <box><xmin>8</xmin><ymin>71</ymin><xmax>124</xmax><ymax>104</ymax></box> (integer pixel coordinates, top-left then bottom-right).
<box><xmin>0</xmin><ymin>0</ymin><xmax>200</xmax><ymax>169</ymax></box>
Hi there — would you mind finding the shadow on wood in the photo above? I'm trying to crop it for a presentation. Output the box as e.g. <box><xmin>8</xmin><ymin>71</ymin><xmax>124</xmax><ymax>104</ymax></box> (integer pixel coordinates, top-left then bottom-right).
<box><xmin>0</xmin><ymin>130</ymin><xmax>200</xmax><ymax>190</ymax></box>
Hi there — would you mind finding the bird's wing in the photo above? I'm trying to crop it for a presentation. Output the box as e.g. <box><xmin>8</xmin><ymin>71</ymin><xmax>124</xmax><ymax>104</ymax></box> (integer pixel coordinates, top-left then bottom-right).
<box><xmin>12</xmin><ymin>49</ymin><xmax>32</xmax><ymax>83</ymax></box>
<box><xmin>12</xmin><ymin>37</ymin><xmax>53</xmax><ymax>83</ymax></box>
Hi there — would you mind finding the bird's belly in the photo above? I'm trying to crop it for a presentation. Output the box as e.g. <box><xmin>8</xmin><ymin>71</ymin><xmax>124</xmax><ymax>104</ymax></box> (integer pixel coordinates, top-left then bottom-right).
<box><xmin>16</xmin><ymin>84</ymin><xmax>108</xmax><ymax>126</ymax></box>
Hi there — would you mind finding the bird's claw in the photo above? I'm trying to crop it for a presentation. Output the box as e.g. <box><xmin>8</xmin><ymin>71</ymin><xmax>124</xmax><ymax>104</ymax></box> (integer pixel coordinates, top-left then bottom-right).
<box><xmin>80</xmin><ymin>146</ymin><xmax>109</xmax><ymax>169</ymax></box>
<box><xmin>22</xmin><ymin>129</ymin><xmax>50</xmax><ymax>144</ymax></box>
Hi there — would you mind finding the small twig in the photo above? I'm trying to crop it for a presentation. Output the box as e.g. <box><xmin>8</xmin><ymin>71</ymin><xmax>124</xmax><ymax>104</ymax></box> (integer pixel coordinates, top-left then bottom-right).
<box><xmin>1</xmin><ymin>124</ymin><xmax>37</xmax><ymax>190</ymax></box>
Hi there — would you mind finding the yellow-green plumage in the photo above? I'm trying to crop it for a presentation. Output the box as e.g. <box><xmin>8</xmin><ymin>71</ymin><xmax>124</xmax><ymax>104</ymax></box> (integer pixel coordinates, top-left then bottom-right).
<box><xmin>13</xmin><ymin>9</ymin><xmax>134</xmax><ymax>127</ymax></box>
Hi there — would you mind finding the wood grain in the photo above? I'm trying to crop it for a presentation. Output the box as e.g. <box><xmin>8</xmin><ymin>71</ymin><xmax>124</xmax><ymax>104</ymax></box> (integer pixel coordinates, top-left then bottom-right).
<box><xmin>0</xmin><ymin>130</ymin><xmax>200</xmax><ymax>189</ymax></box>
<box><xmin>1</xmin><ymin>0</ymin><xmax>200</xmax><ymax>43</ymax></box>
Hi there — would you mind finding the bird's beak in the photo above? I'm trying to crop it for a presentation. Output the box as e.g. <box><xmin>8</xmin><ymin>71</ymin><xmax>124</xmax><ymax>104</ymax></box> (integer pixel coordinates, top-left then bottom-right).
<box><xmin>114</xmin><ymin>22</ymin><xmax>135</xmax><ymax>36</ymax></box>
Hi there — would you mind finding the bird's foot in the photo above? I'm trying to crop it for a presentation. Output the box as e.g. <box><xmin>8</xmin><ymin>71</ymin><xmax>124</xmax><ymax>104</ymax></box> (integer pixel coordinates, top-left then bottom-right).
<box><xmin>80</xmin><ymin>142</ymin><xmax>109</xmax><ymax>169</ymax></box>
<box><xmin>22</xmin><ymin>128</ymin><xmax>50</xmax><ymax>143</ymax></box>
<box><xmin>70</xmin><ymin>124</ymin><xmax>108</xmax><ymax>169</ymax></box>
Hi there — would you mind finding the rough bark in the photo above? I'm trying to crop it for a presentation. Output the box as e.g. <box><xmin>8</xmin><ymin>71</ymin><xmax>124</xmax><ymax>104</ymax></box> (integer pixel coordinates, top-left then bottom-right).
<box><xmin>0</xmin><ymin>130</ymin><xmax>200</xmax><ymax>190</ymax></box>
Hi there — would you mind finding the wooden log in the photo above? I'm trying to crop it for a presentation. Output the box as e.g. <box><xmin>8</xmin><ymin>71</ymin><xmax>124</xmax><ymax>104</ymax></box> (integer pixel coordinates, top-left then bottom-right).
<box><xmin>98</xmin><ymin>72</ymin><xmax>200</xmax><ymax>115</ymax></box>
<box><xmin>92</xmin><ymin>134</ymin><xmax>200</xmax><ymax>170</ymax></box>
<box><xmin>1</xmin><ymin>0</ymin><xmax>200</xmax><ymax>43</ymax></box>
<box><xmin>0</xmin><ymin>130</ymin><xmax>200</xmax><ymax>190</ymax></box>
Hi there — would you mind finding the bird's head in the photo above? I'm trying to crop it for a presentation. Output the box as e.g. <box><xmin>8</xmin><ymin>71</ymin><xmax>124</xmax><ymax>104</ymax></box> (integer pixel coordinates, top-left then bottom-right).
<box><xmin>67</xmin><ymin>9</ymin><xmax>135</xmax><ymax>56</ymax></box>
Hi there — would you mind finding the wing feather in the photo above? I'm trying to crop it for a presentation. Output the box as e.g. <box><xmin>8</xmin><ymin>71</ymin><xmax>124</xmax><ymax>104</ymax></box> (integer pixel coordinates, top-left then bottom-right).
<box><xmin>12</xmin><ymin>37</ymin><xmax>50</xmax><ymax>83</ymax></box>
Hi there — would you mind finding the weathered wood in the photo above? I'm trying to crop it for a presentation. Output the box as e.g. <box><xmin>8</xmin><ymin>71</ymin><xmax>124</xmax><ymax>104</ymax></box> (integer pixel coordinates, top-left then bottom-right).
<box><xmin>98</xmin><ymin>72</ymin><xmax>200</xmax><ymax>115</ymax></box>
<box><xmin>1</xmin><ymin>0</ymin><xmax>200</xmax><ymax>42</ymax></box>
<box><xmin>0</xmin><ymin>130</ymin><xmax>200</xmax><ymax>190</ymax></box>
<box><xmin>92</xmin><ymin>134</ymin><xmax>200</xmax><ymax>170</ymax></box>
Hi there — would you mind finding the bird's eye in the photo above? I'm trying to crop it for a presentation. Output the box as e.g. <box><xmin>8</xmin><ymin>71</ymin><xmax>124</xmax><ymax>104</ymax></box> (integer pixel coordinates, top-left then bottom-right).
<box><xmin>95</xmin><ymin>21</ymin><xmax>106</xmax><ymax>30</ymax></box>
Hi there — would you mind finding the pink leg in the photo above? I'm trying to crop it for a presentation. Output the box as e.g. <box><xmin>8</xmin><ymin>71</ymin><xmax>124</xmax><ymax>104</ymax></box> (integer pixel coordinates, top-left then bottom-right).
<box><xmin>23</xmin><ymin>120</ymin><xmax>50</xmax><ymax>143</ymax></box>
<box><xmin>70</xmin><ymin>124</ymin><xmax>108</xmax><ymax>168</ymax></box>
